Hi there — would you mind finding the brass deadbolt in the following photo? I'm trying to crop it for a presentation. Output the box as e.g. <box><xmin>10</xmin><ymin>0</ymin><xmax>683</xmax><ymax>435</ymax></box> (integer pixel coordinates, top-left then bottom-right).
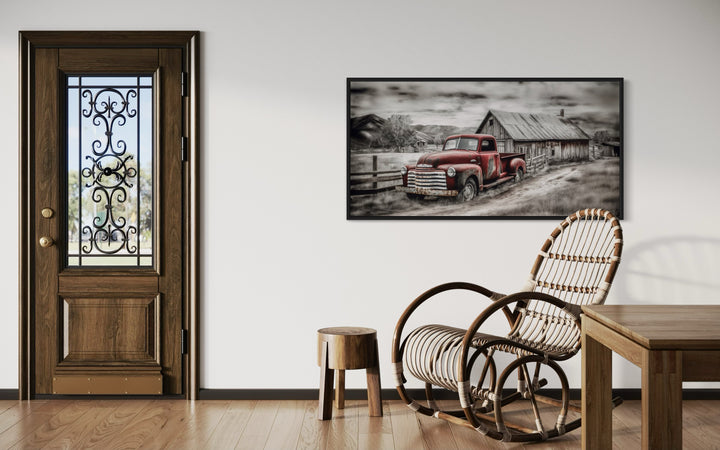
<box><xmin>39</xmin><ymin>236</ymin><xmax>54</xmax><ymax>248</ymax></box>
<box><xmin>41</xmin><ymin>207</ymin><xmax>54</xmax><ymax>218</ymax></box>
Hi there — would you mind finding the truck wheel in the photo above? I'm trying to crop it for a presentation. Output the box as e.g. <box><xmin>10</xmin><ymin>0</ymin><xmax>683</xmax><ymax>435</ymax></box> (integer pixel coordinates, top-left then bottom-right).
<box><xmin>406</xmin><ymin>193</ymin><xmax>424</xmax><ymax>200</ymax></box>
<box><xmin>514</xmin><ymin>168</ymin><xmax>524</xmax><ymax>183</ymax></box>
<box><xmin>457</xmin><ymin>178</ymin><xmax>477</xmax><ymax>202</ymax></box>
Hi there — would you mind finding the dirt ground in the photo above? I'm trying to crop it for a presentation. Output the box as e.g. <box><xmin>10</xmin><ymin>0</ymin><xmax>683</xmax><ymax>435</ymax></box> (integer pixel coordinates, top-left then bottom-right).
<box><xmin>349</xmin><ymin>157</ymin><xmax>621</xmax><ymax>218</ymax></box>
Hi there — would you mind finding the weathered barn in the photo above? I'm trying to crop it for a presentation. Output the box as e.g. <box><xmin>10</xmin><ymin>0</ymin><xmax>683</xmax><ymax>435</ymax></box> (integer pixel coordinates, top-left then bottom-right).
<box><xmin>476</xmin><ymin>110</ymin><xmax>590</xmax><ymax>162</ymax></box>
<box><xmin>596</xmin><ymin>139</ymin><xmax>621</xmax><ymax>157</ymax></box>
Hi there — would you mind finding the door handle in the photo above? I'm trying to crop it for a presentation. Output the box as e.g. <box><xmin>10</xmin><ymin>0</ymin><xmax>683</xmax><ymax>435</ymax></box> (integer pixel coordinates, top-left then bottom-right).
<box><xmin>39</xmin><ymin>236</ymin><xmax>55</xmax><ymax>248</ymax></box>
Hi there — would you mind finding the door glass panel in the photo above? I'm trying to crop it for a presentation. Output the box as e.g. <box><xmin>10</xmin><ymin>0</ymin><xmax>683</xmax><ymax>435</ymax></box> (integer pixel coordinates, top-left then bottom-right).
<box><xmin>67</xmin><ymin>75</ymin><xmax>153</xmax><ymax>267</ymax></box>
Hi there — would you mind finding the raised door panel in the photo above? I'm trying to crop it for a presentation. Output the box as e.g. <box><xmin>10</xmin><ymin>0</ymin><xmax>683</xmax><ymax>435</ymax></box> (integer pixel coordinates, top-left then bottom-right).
<box><xmin>60</xmin><ymin>295</ymin><xmax>160</xmax><ymax>363</ymax></box>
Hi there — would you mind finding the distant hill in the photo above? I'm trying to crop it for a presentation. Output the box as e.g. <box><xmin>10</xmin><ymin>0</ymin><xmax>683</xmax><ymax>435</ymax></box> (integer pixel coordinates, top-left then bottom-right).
<box><xmin>413</xmin><ymin>124</ymin><xmax>475</xmax><ymax>139</ymax></box>
<box><xmin>350</xmin><ymin>114</ymin><xmax>475</xmax><ymax>149</ymax></box>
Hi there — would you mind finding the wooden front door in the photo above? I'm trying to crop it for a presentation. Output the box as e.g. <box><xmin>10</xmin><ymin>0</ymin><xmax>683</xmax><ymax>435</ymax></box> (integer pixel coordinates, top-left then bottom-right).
<box><xmin>20</xmin><ymin>32</ymin><xmax>199</xmax><ymax>398</ymax></box>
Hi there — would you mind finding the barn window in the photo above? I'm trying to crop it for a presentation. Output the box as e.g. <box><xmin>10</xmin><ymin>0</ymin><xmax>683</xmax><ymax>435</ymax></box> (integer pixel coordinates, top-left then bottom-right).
<box><xmin>489</xmin><ymin>118</ymin><xmax>494</xmax><ymax>127</ymax></box>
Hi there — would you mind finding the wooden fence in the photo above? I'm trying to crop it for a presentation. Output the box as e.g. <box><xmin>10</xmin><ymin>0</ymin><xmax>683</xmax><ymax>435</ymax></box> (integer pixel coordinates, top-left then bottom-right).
<box><xmin>526</xmin><ymin>154</ymin><xmax>547</xmax><ymax>173</ymax></box>
<box><xmin>349</xmin><ymin>155</ymin><xmax>402</xmax><ymax>196</ymax></box>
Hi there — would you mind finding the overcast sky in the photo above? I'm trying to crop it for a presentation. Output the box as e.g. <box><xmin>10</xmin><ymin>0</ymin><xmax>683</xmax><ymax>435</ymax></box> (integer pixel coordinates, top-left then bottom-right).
<box><xmin>349</xmin><ymin>80</ymin><xmax>621</xmax><ymax>135</ymax></box>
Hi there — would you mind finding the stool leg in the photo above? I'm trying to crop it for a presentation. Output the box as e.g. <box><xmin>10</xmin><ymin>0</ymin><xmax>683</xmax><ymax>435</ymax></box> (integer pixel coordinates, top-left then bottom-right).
<box><xmin>366</xmin><ymin>339</ymin><xmax>383</xmax><ymax>417</ymax></box>
<box><xmin>319</xmin><ymin>341</ymin><xmax>334</xmax><ymax>420</ymax></box>
<box><xmin>335</xmin><ymin>370</ymin><xmax>345</xmax><ymax>409</ymax></box>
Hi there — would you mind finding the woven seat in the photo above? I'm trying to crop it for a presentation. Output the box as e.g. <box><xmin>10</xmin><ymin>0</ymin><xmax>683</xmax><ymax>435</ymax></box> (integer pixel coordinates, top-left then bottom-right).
<box><xmin>391</xmin><ymin>209</ymin><xmax>623</xmax><ymax>443</ymax></box>
<box><xmin>472</xmin><ymin>332</ymin><xmax>575</xmax><ymax>359</ymax></box>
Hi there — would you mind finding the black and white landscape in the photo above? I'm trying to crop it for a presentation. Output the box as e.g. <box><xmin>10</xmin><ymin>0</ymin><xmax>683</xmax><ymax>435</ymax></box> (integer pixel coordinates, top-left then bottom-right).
<box><xmin>347</xmin><ymin>78</ymin><xmax>623</xmax><ymax>219</ymax></box>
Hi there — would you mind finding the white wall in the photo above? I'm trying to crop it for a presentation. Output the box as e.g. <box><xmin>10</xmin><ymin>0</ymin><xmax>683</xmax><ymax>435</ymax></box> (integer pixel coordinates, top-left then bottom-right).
<box><xmin>1</xmin><ymin>0</ymin><xmax>719</xmax><ymax>391</ymax></box>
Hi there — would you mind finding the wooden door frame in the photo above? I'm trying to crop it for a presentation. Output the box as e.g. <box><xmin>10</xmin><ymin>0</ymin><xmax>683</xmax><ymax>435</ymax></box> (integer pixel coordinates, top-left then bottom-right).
<box><xmin>18</xmin><ymin>31</ymin><xmax>200</xmax><ymax>400</ymax></box>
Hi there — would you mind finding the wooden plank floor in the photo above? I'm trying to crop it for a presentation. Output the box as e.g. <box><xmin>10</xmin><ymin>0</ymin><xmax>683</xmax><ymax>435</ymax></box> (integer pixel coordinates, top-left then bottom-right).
<box><xmin>0</xmin><ymin>398</ymin><xmax>718</xmax><ymax>449</ymax></box>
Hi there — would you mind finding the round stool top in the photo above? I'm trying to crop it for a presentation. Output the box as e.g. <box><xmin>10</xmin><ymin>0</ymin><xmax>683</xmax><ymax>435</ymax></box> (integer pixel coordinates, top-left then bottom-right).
<box><xmin>318</xmin><ymin>326</ymin><xmax>376</xmax><ymax>336</ymax></box>
<box><xmin>317</xmin><ymin>326</ymin><xmax>378</xmax><ymax>370</ymax></box>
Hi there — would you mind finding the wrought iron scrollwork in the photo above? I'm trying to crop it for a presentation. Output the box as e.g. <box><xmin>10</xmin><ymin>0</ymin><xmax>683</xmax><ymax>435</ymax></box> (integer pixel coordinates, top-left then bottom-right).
<box><xmin>80</xmin><ymin>87</ymin><xmax>139</xmax><ymax>255</ymax></box>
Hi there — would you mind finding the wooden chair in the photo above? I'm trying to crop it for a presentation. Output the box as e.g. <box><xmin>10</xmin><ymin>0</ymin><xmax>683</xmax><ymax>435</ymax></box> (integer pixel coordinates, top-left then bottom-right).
<box><xmin>391</xmin><ymin>209</ymin><xmax>623</xmax><ymax>443</ymax></box>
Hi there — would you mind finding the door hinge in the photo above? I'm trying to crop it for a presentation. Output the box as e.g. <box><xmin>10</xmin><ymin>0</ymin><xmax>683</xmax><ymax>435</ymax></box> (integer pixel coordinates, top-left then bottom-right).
<box><xmin>181</xmin><ymin>136</ymin><xmax>188</xmax><ymax>162</ymax></box>
<box><xmin>181</xmin><ymin>72</ymin><xmax>188</xmax><ymax>97</ymax></box>
<box><xmin>181</xmin><ymin>329</ymin><xmax>188</xmax><ymax>355</ymax></box>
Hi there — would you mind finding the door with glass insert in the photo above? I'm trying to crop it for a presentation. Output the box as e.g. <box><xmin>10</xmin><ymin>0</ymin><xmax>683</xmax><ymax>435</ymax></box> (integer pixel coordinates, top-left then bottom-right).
<box><xmin>29</xmin><ymin>46</ymin><xmax>185</xmax><ymax>395</ymax></box>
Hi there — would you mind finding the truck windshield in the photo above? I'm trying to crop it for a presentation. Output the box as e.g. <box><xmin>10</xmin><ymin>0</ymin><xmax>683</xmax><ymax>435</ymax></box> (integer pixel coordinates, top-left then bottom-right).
<box><xmin>443</xmin><ymin>137</ymin><xmax>479</xmax><ymax>151</ymax></box>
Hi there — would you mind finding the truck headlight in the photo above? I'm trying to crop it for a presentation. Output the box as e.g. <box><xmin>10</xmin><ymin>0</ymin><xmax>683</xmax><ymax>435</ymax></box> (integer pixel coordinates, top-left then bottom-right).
<box><xmin>447</xmin><ymin>167</ymin><xmax>456</xmax><ymax>177</ymax></box>
<box><xmin>400</xmin><ymin>166</ymin><xmax>408</xmax><ymax>175</ymax></box>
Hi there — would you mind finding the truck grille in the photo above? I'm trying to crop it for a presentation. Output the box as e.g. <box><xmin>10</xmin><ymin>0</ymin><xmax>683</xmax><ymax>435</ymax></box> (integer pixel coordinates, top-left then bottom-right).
<box><xmin>408</xmin><ymin>170</ymin><xmax>447</xmax><ymax>190</ymax></box>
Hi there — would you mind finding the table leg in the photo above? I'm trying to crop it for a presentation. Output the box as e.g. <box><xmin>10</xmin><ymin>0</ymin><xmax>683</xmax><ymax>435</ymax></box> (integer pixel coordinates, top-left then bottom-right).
<box><xmin>641</xmin><ymin>350</ymin><xmax>682</xmax><ymax>449</ymax></box>
<box><xmin>335</xmin><ymin>370</ymin><xmax>345</xmax><ymax>409</ymax></box>
<box><xmin>319</xmin><ymin>341</ymin><xmax>334</xmax><ymax>420</ymax></box>
<box><xmin>582</xmin><ymin>324</ymin><xmax>612</xmax><ymax>450</ymax></box>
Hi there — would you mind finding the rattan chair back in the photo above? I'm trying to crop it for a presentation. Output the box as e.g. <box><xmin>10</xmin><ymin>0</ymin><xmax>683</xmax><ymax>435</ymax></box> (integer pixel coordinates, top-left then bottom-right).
<box><xmin>509</xmin><ymin>209</ymin><xmax>623</xmax><ymax>355</ymax></box>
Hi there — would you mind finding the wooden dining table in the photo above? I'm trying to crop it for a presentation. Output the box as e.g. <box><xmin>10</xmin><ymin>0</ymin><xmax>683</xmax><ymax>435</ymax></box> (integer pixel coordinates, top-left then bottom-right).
<box><xmin>581</xmin><ymin>304</ymin><xmax>720</xmax><ymax>449</ymax></box>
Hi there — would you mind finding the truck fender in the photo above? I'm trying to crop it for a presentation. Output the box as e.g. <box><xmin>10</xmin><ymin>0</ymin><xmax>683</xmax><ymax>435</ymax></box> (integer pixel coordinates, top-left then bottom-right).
<box><xmin>509</xmin><ymin>158</ymin><xmax>526</xmax><ymax>175</ymax></box>
<box><xmin>452</xmin><ymin>164</ymin><xmax>483</xmax><ymax>189</ymax></box>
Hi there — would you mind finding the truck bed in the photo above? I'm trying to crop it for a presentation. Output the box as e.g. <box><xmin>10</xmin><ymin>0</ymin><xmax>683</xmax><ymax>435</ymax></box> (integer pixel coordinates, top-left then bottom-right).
<box><xmin>499</xmin><ymin>152</ymin><xmax>525</xmax><ymax>161</ymax></box>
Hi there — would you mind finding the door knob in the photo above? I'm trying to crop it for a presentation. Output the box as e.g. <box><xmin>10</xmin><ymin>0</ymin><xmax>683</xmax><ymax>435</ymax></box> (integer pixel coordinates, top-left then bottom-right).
<box><xmin>39</xmin><ymin>236</ymin><xmax>55</xmax><ymax>248</ymax></box>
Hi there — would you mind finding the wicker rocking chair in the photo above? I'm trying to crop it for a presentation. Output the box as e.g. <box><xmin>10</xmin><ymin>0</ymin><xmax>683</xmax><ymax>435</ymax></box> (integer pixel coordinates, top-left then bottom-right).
<box><xmin>391</xmin><ymin>209</ymin><xmax>623</xmax><ymax>443</ymax></box>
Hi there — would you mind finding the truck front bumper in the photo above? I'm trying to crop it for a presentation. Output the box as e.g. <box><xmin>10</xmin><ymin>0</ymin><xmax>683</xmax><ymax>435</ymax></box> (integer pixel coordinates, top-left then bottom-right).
<box><xmin>396</xmin><ymin>186</ymin><xmax>459</xmax><ymax>197</ymax></box>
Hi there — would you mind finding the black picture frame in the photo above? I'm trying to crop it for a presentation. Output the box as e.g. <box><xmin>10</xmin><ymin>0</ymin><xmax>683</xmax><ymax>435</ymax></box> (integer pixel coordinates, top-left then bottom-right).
<box><xmin>347</xmin><ymin>78</ymin><xmax>623</xmax><ymax>220</ymax></box>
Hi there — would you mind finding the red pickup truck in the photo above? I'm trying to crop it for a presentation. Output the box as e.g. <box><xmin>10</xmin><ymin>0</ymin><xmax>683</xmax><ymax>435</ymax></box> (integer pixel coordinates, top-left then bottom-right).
<box><xmin>397</xmin><ymin>134</ymin><xmax>526</xmax><ymax>202</ymax></box>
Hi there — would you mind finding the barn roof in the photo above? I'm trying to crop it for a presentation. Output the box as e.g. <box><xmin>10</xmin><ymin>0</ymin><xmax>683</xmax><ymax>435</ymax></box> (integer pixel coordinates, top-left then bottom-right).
<box><xmin>477</xmin><ymin>110</ymin><xmax>590</xmax><ymax>141</ymax></box>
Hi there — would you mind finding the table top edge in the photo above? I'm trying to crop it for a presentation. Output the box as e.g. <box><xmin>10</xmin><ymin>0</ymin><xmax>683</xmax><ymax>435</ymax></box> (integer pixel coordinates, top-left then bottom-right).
<box><xmin>582</xmin><ymin>305</ymin><xmax>720</xmax><ymax>349</ymax></box>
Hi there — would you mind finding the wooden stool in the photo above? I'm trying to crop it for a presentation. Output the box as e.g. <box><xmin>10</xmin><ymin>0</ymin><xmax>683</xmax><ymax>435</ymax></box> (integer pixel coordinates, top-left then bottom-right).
<box><xmin>317</xmin><ymin>327</ymin><xmax>382</xmax><ymax>420</ymax></box>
